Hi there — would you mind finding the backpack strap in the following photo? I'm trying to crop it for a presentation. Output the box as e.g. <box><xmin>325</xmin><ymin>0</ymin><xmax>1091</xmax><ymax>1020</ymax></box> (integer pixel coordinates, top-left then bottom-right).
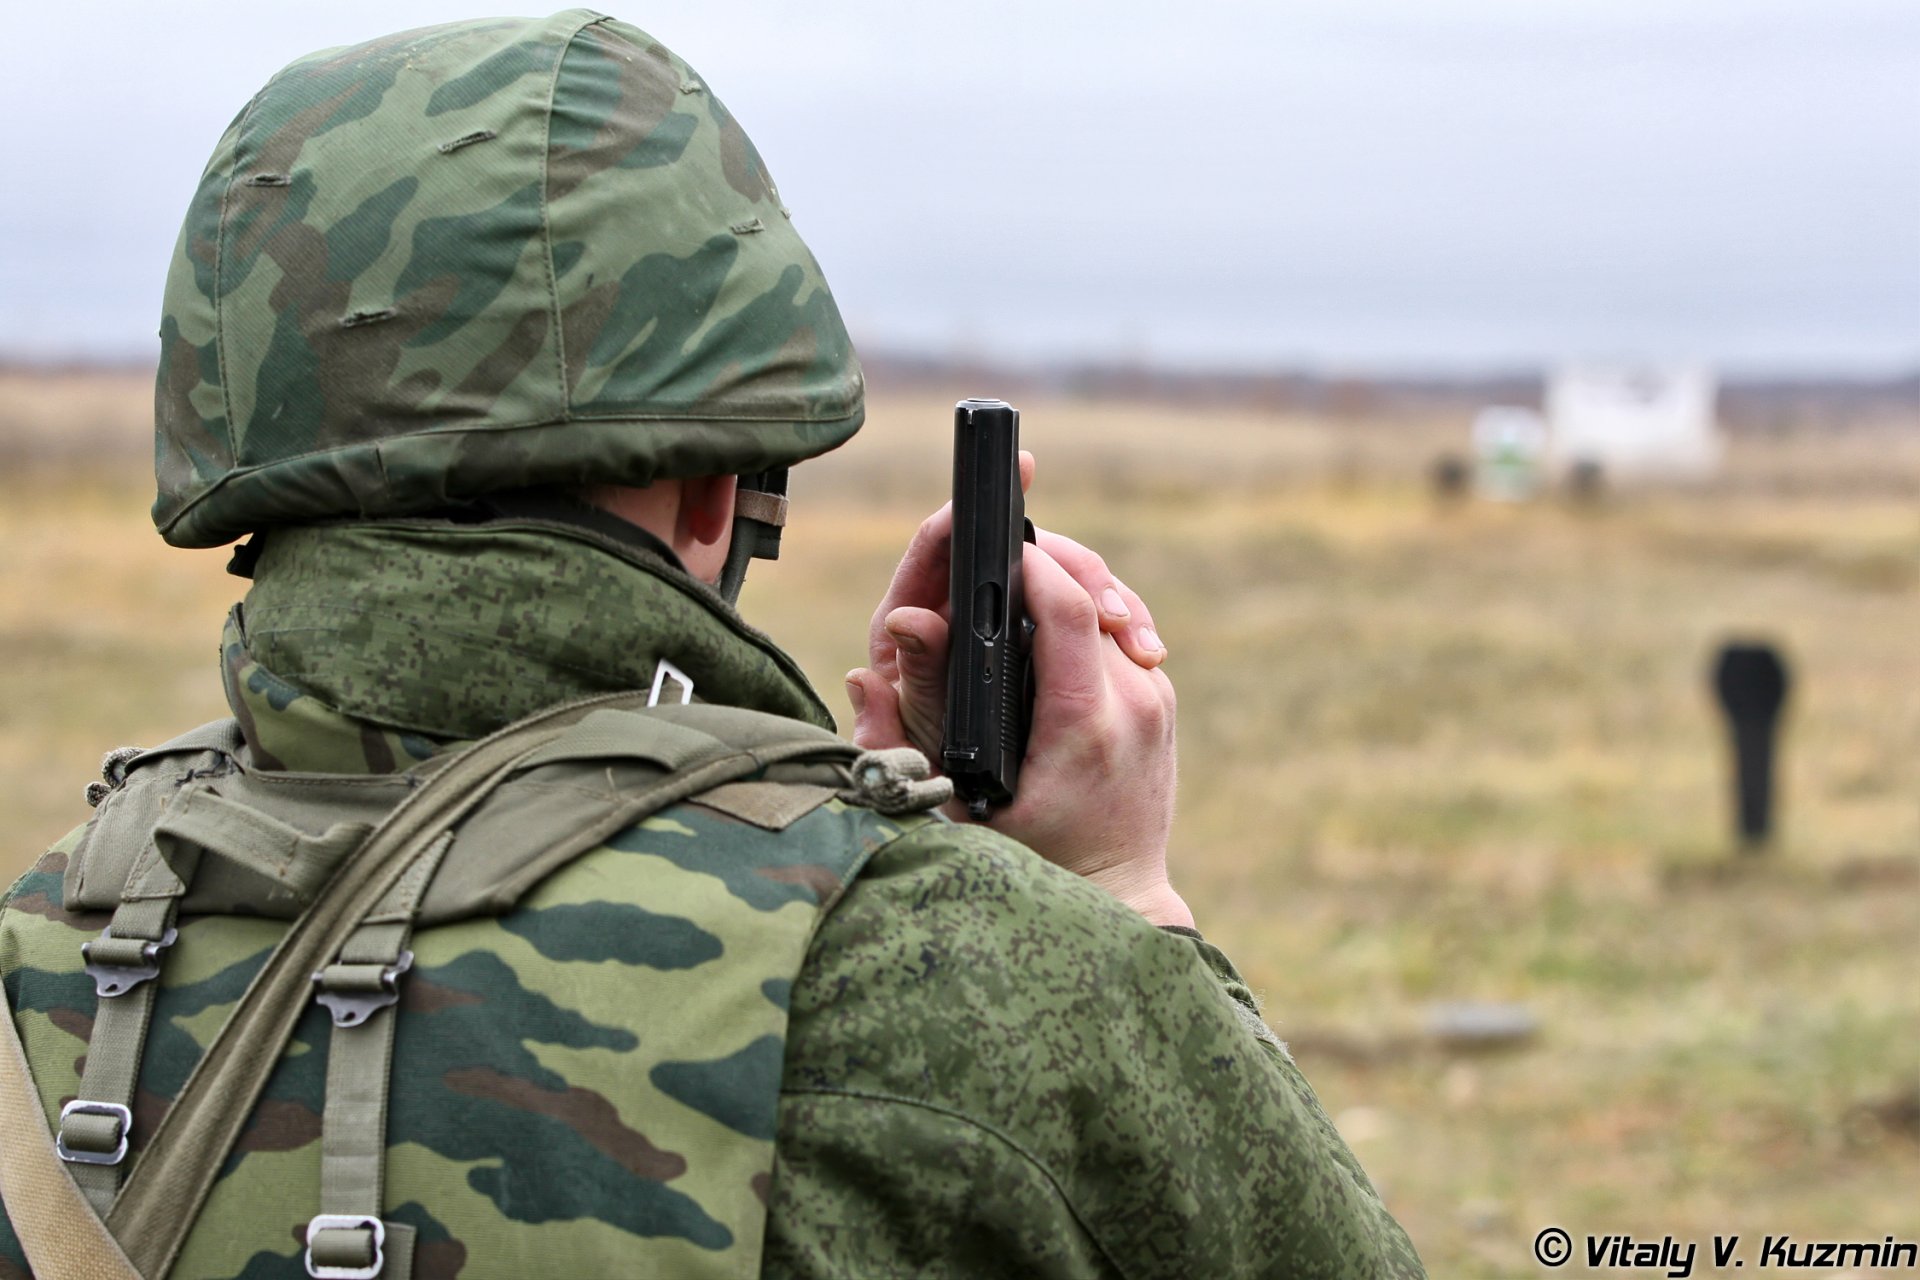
<box><xmin>56</xmin><ymin>780</ymin><xmax>384</xmax><ymax>1219</ymax></box>
<box><xmin>417</xmin><ymin>705</ymin><xmax>852</xmax><ymax>920</ymax></box>
<box><xmin>0</xmin><ymin>979</ymin><xmax>145</xmax><ymax>1279</ymax></box>
<box><xmin>58</xmin><ymin>829</ymin><xmax>198</xmax><ymax>1215</ymax></box>
<box><xmin>156</xmin><ymin>788</ymin><xmax>374</xmax><ymax>904</ymax></box>
<box><xmin>58</xmin><ymin>732</ymin><xmax>316</xmax><ymax>1214</ymax></box>
<box><xmin>49</xmin><ymin>723</ymin><xmax>251</xmax><ymax>1210</ymax></box>
<box><xmin>302</xmin><ymin>832</ymin><xmax>450</xmax><ymax>1280</ymax></box>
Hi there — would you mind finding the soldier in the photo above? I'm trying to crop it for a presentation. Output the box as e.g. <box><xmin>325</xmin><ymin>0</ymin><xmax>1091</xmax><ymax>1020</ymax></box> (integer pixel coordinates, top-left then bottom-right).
<box><xmin>0</xmin><ymin>11</ymin><xmax>1424</xmax><ymax>1280</ymax></box>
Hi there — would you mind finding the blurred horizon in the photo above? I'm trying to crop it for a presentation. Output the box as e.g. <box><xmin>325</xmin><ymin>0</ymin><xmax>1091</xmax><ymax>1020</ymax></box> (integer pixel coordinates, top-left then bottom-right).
<box><xmin>1</xmin><ymin>1</ymin><xmax>1915</xmax><ymax>378</ymax></box>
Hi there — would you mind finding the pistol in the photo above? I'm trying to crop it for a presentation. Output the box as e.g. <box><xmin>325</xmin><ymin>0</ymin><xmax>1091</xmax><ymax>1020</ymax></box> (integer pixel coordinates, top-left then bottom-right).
<box><xmin>942</xmin><ymin>398</ymin><xmax>1037</xmax><ymax>820</ymax></box>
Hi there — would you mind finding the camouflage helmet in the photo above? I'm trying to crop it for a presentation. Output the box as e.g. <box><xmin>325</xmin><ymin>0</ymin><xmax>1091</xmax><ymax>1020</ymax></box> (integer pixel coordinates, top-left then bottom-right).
<box><xmin>154</xmin><ymin>9</ymin><xmax>862</xmax><ymax>551</ymax></box>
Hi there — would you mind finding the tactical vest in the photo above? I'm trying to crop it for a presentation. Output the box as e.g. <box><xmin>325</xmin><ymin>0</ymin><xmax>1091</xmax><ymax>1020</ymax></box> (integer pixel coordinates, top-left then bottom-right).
<box><xmin>0</xmin><ymin>691</ymin><xmax>946</xmax><ymax>1279</ymax></box>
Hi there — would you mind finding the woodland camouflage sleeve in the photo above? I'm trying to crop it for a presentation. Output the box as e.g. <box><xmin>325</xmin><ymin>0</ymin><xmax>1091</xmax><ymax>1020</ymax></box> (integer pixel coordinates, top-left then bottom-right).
<box><xmin>766</xmin><ymin>821</ymin><xmax>1426</xmax><ymax>1279</ymax></box>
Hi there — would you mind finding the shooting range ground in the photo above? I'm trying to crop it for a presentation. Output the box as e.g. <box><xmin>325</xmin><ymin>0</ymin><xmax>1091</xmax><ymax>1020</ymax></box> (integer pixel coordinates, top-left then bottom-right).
<box><xmin>2</xmin><ymin>371</ymin><xmax>1915</xmax><ymax>1276</ymax></box>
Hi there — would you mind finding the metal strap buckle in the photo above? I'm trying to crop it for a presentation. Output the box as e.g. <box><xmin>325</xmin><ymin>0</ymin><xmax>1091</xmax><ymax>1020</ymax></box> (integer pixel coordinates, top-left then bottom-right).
<box><xmin>81</xmin><ymin>926</ymin><xmax>179</xmax><ymax>998</ymax></box>
<box><xmin>56</xmin><ymin>1099</ymin><xmax>131</xmax><ymax>1166</ymax></box>
<box><xmin>311</xmin><ymin>950</ymin><xmax>413</xmax><ymax>1028</ymax></box>
<box><xmin>648</xmin><ymin>658</ymin><xmax>694</xmax><ymax>707</ymax></box>
<box><xmin>305</xmin><ymin>1214</ymin><xmax>385</xmax><ymax>1280</ymax></box>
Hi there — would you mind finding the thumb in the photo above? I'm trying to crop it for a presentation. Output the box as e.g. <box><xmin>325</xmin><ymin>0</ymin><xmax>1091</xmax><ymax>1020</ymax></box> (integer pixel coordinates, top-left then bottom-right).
<box><xmin>883</xmin><ymin>607</ymin><xmax>951</xmax><ymax>759</ymax></box>
<box><xmin>845</xmin><ymin>667</ymin><xmax>907</xmax><ymax>751</ymax></box>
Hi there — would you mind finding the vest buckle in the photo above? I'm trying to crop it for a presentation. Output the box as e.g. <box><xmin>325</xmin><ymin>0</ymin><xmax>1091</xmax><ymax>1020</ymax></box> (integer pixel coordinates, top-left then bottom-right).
<box><xmin>311</xmin><ymin>951</ymin><xmax>414</xmax><ymax>1028</ymax></box>
<box><xmin>305</xmin><ymin>1214</ymin><xmax>385</xmax><ymax>1279</ymax></box>
<box><xmin>81</xmin><ymin>926</ymin><xmax>178</xmax><ymax>998</ymax></box>
<box><xmin>56</xmin><ymin>1099</ymin><xmax>132</xmax><ymax>1166</ymax></box>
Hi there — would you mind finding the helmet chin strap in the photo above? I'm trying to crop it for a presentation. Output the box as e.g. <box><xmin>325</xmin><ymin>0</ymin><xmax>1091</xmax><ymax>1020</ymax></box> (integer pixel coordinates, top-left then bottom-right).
<box><xmin>717</xmin><ymin>467</ymin><xmax>791</xmax><ymax>605</ymax></box>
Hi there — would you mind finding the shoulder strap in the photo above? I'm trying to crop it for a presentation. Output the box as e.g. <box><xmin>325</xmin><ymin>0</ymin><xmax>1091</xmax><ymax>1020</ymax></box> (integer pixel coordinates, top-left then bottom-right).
<box><xmin>418</xmin><ymin>703</ymin><xmax>866</xmax><ymax>920</ymax></box>
<box><xmin>304</xmin><ymin>832</ymin><xmax>450</xmax><ymax>1280</ymax></box>
<box><xmin>0</xmin><ymin>977</ymin><xmax>144</xmax><ymax>1279</ymax></box>
<box><xmin>58</xmin><ymin>831</ymin><xmax>200</xmax><ymax>1217</ymax></box>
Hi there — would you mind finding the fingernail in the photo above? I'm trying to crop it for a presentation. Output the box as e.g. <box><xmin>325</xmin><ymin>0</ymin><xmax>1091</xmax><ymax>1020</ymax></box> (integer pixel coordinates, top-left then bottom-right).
<box><xmin>844</xmin><ymin>674</ymin><xmax>867</xmax><ymax>715</ymax></box>
<box><xmin>888</xmin><ymin>626</ymin><xmax>925</xmax><ymax>656</ymax></box>
<box><xmin>1139</xmin><ymin>627</ymin><xmax>1164</xmax><ymax>654</ymax></box>
<box><xmin>1099</xmin><ymin>587</ymin><xmax>1129</xmax><ymax>618</ymax></box>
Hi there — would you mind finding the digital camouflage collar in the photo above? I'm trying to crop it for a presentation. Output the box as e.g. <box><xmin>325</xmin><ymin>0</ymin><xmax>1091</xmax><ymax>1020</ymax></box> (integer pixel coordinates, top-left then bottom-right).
<box><xmin>223</xmin><ymin>519</ymin><xmax>833</xmax><ymax>772</ymax></box>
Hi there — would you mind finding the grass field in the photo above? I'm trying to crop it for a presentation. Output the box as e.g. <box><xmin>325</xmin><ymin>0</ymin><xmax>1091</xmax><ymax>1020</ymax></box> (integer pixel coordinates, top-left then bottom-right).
<box><xmin>3</xmin><ymin>370</ymin><xmax>1916</xmax><ymax>1275</ymax></box>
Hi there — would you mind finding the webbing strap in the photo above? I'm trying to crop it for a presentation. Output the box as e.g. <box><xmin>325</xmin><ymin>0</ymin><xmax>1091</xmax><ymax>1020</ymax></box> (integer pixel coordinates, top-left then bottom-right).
<box><xmin>155</xmin><ymin>788</ymin><xmax>373</xmax><ymax>902</ymax></box>
<box><xmin>65</xmin><ymin>844</ymin><xmax>196</xmax><ymax>1214</ymax></box>
<box><xmin>64</xmin><ymin>989</ymin><xmax>150</xmax><ymax>1211</ymax></box>
<box><xmin>516</xmin><ymin>708</ymin><xmax>729</xmax><ymax>772</ymax></box>
<box><xmin>307</xmin><ymin>833</ymin><xmax>451</xmax><ymax>1280</ymax></box>
<box><xmin>104</xmin><ymin>688</ymin><xmax>661</xmax><ymax>1280</ymax></box>
<box><xmin>0</xmin><ymin>982</ymin><xmax>144</xmax><ymax>1279</ymax></box>
<box><xmin>732</xmin><ymin>488</ymin><xmax>789</xmax><ymax>528</ymax></box>
<box><xmin>318</xmin><ymin>1014</ymin><xmax>400</xmax><ymax>1235</ymax></box>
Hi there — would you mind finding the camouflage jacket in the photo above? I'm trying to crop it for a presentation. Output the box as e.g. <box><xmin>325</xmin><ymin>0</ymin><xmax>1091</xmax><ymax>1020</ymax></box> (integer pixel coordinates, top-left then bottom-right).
<box><xmin>0</xmin><ymin>521</ymin><xmax>1424</xmax><ymax>1279</ymax></box>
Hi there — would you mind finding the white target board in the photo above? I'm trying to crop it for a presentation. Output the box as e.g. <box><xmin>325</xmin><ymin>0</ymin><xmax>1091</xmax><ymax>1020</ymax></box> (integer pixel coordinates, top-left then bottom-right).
<box><xmin>1547</xmin><ymin>365</ymin><xmax>1721</xmax><ymax>480</ymax></box>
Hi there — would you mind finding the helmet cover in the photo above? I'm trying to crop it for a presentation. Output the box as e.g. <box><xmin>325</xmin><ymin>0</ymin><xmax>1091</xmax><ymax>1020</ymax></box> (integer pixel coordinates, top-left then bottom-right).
<box><xmin>154</xmin><ymin>8</ymin><xmax>863</xmax><ymax>547</ymax></box>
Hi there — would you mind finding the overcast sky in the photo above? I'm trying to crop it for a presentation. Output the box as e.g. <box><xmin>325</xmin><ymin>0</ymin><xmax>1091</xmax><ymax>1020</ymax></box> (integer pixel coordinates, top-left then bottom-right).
<box><xmin>2</xmin><ymin>1</ymin><xmax>1915</xmax><ymax>374</ymax></box>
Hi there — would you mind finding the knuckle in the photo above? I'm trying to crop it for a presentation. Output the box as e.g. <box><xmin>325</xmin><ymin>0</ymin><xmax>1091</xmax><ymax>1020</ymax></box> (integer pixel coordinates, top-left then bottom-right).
<box><xmin>1131</xmin><ymin>671</ymin><xmax>1177</xmax><ymax>739</ymax></box>
<box><xmin>1152</xmin><ymin>669</ymin><xmax>1177</xmax><ymax>715</ymax></box>
<box><xmin>1134</xmin><ymin>683</ymin><xmax>1172</xmax><ymax>734</ymax></box>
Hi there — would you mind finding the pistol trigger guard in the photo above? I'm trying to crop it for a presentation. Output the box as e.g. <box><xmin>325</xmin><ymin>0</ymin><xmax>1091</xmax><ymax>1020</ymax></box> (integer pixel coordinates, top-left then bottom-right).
<box><xmin>1022</xmin><ymin>517</ymin><xmax>1037</xmax><ymax>545</ymax></box>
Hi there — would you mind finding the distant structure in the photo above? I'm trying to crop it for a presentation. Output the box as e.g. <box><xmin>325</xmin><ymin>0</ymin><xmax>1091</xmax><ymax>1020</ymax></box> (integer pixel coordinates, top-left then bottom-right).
<box><xmin>1546</xmin><ymin>364</ymin><xmax>1722</xmax><ymax>481</ymax></box>
<box><xmin>1471</xmin><ymin>406</ymin><xmax>1547</xmax><ymax>500</ymax></box>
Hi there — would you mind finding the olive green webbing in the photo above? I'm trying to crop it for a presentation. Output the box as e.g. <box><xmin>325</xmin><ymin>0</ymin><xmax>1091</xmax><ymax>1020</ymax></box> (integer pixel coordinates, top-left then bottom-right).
<box><xmin>0</xmin><ymin>980</ymin><xmax>143</xmax><ymax>1279</ymax></box>
<box><xmin>65</xmin><ymin>956</ymin><xmax>153</xmax><ymax>1214</ymax></box>
<box><xmin>68</xmin><ymin>855</ymin><xmax>198</xmax><ymax>1214</ymax></box>
<box><xmin>104</xmin><ymin>689</ymin><xmax>661</xmax><ymax>1279</ymax></box>
<box><xmin>155</xmin><ymin>788</ymin><xmax>373</xmax><ymax>902</ymax></box>
<box><xmin>321</xmin><ymin>999</ymin><xmax>406</xmax><ymax>1218</ymax></box>
<box><xmin>309</xmin><ymin>832</ymin><xmax>452</xmax><ymax>1280</ymax></box>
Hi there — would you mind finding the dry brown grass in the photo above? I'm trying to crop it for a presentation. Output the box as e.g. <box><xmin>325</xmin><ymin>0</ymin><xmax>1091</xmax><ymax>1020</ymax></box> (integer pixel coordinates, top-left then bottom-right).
<box><xmin>3</xmin><ymin>371</ymin><xmax>1916</xmax><ymax>1275</ymax></box>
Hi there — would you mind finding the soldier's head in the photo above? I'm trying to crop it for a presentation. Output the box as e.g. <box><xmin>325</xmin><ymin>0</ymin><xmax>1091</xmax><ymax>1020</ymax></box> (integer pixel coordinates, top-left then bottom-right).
<box><xmin>154</xmin><ymin>10</ymin><xmax>862</xmax><ymax>598</ymax></box>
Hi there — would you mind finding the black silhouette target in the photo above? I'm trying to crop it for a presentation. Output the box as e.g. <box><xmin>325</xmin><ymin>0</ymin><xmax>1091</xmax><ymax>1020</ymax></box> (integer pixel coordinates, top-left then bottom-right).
<box><xmin>1711</xmin><ymin>642</ymin><xmax>1790</xmax><ymax>849</ymax></box>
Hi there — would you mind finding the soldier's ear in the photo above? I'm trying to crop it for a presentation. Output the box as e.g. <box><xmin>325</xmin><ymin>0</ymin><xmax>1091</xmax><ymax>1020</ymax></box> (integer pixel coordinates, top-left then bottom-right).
<box><xmin>681</xmin><ymin>474</ymin><xmax>739</xmax><ymax>548</ymax></box>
